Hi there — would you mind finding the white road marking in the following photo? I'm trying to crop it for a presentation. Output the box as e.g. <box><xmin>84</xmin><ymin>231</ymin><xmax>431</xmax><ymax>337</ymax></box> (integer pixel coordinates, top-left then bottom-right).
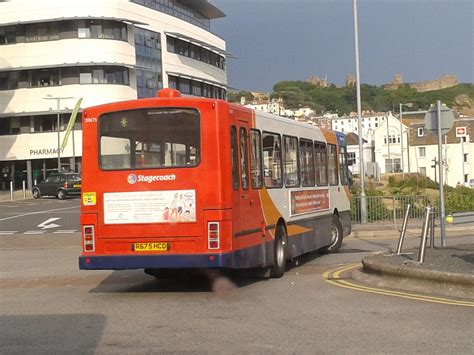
<box><xmin>0</xmin><ymin>206</ymin><xmax>79</xmax><ymax>222</ymax></box>
<box><xmin>24</xmin><ymin>231</ymin><xmax>45</xmax><ymax>235</ymax></box>
<box><xmin>38</xmin><ymin>217</ymin><xmax>61</xmax><ymax>229</ymax></box>
<box><xmin>53</xmin><ymin>230</ymin><xmax>77</xmax><ymax>234</ymax></box>
<box><xmin>0</xmin><ymin>231</ymin><xmax>17</xmax><ymax>235</ymax></box>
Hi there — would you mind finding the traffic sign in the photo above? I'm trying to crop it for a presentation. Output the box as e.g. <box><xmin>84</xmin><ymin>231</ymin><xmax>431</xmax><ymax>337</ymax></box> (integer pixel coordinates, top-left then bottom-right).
<box><xmin>455</xmin><ymin>127</ymin><xmax>467</xmax><ymax>137</ymax></box>
<box><xmin>424</xmin><ymin>103</ymin><xmax>454</xmax><ymax>136</ymax></box>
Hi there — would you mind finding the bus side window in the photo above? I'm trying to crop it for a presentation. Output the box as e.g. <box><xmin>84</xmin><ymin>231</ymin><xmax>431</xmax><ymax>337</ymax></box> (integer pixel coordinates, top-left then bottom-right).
<box><xmin>327</xmin><ymin>144</ymin><xmax>338</xmax><ymax>185</ymax></box>
<box><xmin>339</xmin><ymin>146</ymin><xmax>349</xmax><ymax>185</ymax></box>
<box><xmin>239</xmin><ymin>127</ymin><xmax>249</xmax><ymax>190</ymax></box>
<box><xmin>314</xmin><ymin>142</ymin><xmax>328</xmax><ymax>186</ymax></box>
<box><xmin>320</xmin><ymin>144</ymin><xmax>328</xmax><ymax>185</ymax></box>
<box><xmin>262</xmin><ymin>132</ymin><xmax>282</xmax><ymax>188</ymax></box>
<box><xmin>283</xmin><ymin>135</ymin><xmax>300</xmax><ymax>187</ymax></box>
<box><xmin>249</xmin><ymin>129</ymin><xmax>263</xmax><ymax>189</ymax></box>
<box><xmin>299</xmin><ymin>139</ymin><xmax>315</xmax><ymax>187</ymax></box>
<box><xmin>230</xmin><ymin>126</ymin><xmax>239</xmax><ymax>190</ymax></box>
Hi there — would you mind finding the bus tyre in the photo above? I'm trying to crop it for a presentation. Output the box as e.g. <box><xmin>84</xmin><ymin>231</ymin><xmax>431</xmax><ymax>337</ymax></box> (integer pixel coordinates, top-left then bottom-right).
<box><xmin>32</xmin><ymin>188</ymin><xmax>41</xmax><ymax>199</ymax></box>
<box><xmin>57</xmin><ymin>189</ymin><xmax>66</xmax><ymax>200</ymax></box>
<box><xmin>270</xmin><ymin>226</ymin><xmax>287</xmax><ymax>278</ymax></box>
<box><xmin>321</xmin><ymin>215</ymin><xmax>343</xmax><ymax>254</ymax></box>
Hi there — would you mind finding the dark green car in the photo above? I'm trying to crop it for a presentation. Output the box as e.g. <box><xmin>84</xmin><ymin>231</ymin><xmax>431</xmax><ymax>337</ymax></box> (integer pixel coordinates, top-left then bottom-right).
<box><xmin>32</xmin><ymin>173</ymin><xmax>82</xmax><ymax>200</ymax></box>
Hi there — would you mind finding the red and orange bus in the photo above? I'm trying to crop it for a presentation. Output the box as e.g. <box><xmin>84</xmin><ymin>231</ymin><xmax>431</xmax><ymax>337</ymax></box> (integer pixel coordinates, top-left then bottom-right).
<box><xmin>79</xmin><ymin>89</ymin><xmax>351</xmax><ymax>278</ymax></box>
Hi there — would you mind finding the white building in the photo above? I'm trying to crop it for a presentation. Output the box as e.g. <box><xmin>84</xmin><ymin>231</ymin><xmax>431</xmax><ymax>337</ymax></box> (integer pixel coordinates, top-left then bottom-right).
<box><xmin>331</xmin><ymin>112</ymin><xmax>389</xmax><ymax>141</ymax></box>
<box><xmin>372</xmin><ymin>113</ymin><xmax>410</xmax><ymax>174</ymax></box>
<box><xmin>408</xmin><ymin>119</ymin><xmax>473</xmax><ymax>187</ymax></box>
<box><xmin>0</xmin><ymin>0</ymin><xmax>227</xmax><ymax>190</ymax></box>
<box><xmin>244</xmin><ymin>99</ymin><xmax>283</xmax><ymax>116</ymax></box>
<box><xmin>344</xmin><ymin>133</ymin><xmax>375</xmax><ymax>177</ymax></box>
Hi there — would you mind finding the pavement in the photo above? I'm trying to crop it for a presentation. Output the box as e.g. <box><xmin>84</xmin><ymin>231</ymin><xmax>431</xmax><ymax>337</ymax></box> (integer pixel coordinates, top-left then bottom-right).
<box><xmin>0</xmin><ymin>189</ymin><xmax>30</xmax><ymax>201</ymax></box>
<box><xmin>352</xmin><ymin>223</ymin><xmax>474</xmax><ymax>300</ymax></box>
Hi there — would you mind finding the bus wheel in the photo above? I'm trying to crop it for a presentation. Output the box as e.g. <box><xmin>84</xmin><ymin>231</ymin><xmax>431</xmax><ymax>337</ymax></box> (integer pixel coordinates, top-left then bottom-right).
<box><xmin>321</xmin><ymin>214</ymin><xmax>343</xmax><ymax>254</ymax></box>
<box><xmin>57</xmin><ymin>189</ymin><xmax>66</xmax><ymax>200</ymax></box>
<box><xmin>270</xmin><ymin>226</ymin><xmax>287</xmax><ymax>278</ymax></box>
<box><xmin>32</xmin><ymin>188</ymin><xmax>41</xmax><ymax>199</ymax></box>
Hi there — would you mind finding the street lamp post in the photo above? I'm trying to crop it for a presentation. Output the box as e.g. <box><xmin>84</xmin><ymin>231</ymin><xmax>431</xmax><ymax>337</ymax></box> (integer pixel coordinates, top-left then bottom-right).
<box><xmin>399</xmin><ymin>103</ymin><xmax>413</xmax><ymax>178</ymax></box>
<box><xmin>43</xmin><ymin>95</ymin><xmax>74</xmax><ymax>172</ymax></box>
<box><xmin>352</xmin><ymin>0</ymin><xmax>367</xmax><ymax>223</ymax></box>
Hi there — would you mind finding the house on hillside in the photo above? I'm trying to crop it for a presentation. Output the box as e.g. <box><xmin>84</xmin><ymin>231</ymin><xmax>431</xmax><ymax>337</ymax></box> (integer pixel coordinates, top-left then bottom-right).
<box><xmin>373</xmin><ymin>113</ymin><xmax>410</xmax><ymax>174</ymax></box>
<box><xmin>345</xmin><ymin>132</ymin><xmax>376</xmax><ymax>177</ymax></box>
<box><xmin>408</xmin><ymin>118</ymin><xmax>473</xmax><ymax>187</ymax></box>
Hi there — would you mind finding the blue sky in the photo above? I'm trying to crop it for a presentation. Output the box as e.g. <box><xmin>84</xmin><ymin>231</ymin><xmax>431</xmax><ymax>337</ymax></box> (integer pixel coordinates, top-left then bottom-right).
<box><xmin>212</xmin><ymin>0</ymin><xmax>473</xmax><ymax>92</ymax></box>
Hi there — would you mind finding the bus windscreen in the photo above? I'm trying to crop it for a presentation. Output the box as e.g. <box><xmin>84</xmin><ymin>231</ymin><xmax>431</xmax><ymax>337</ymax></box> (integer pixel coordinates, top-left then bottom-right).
<box><xmin>98</xmin><ymin>108</ymin><xmax>200</xmax><ymax>170</ymax></box>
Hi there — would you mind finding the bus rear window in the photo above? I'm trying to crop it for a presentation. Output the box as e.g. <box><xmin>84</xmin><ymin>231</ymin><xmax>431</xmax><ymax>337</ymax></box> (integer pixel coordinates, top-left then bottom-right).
<box><xmin>99</xmin><ymin>108</ymin><xmax>200</xmax><ymax>170</ymax></box>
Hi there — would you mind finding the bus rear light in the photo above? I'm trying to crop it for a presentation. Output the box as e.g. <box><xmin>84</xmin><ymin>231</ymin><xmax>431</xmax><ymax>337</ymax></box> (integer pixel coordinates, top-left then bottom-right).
<box><xmin>64</xmin><ymin>182</ymin><xmax>68</xmax><ymax>188</ymax></box>
<box><xmin>83</xmin><ymin>225</ymin><xmax>95</xmax><ymax>252</ymax></box>
<box><xmin>208</xmin><ymin>222</ymin><xmax>220</xmax><ymax>249</ymax></box>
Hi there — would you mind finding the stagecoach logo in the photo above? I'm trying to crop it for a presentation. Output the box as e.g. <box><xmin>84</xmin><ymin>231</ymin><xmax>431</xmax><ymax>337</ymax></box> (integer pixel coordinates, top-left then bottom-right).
<box><xmin>127</xmin><ymin>174</ymin><xmax>137</xmax><ymax>184</ymax></box>
<box><xmin>127</xmin><ymin>173</ymin><xmax>176</xmax><ymax>184</ymax></box>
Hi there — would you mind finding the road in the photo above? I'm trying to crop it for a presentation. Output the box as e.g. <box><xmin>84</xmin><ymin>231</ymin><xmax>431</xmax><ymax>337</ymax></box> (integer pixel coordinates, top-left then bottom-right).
<box><xmin>0</xmin><ymin>197</ymin><xmax>80</xmax><ymax>235</ymax></box>
<box><xmin>1</xmin><ymin>223</ymin><xmax>473</xmax><ymax>354</ymax></box>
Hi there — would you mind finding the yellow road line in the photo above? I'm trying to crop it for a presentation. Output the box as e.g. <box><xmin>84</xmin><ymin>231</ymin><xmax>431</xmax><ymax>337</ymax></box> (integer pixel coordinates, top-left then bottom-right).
<box><xmin>323</xmin><ymin>264</ymin><xmax>474</xmax><ymax>307</ymax></box>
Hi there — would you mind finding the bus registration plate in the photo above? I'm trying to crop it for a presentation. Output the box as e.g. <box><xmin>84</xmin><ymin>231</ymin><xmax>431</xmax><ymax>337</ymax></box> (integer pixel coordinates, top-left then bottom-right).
<box><xmin>133</xmin><ymin>242</ymin><xmax>169</xmax><ymax>252</ymax></box>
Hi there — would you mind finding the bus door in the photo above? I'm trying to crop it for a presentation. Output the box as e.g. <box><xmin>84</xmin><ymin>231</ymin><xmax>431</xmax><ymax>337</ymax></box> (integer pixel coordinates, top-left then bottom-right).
<box><xmin>231</xmin><ymin>116</ymin><xmax>262</xmax><ymax>258</ymax></box>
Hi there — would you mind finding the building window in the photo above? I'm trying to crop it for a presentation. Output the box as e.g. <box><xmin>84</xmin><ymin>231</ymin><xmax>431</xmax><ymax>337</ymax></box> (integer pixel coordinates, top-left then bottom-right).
<box><xmin>465</xmin><ymin>174</ymin><xmax>469</xmax><ymax>183</ymax></box>
<box><xmin>347</xmin><ymin>152</ymin><xmax>356</xmax><ymax>166</ymax></box>
<box><xmin>1</xmin><ymin>20</ymin><xmax>127</xmax><ymax>45</ymax></box>
<box><xmin>419</xmin><ymin>147</ymin><xmax>426</xmax><ymax>157</ymax></box>
<box><xmin>167</xmin><ymin>75</ymin><xmax>226</xmax><ymax>100</ymax></box>
<box><xmin>419</xmin><ymin>167</ymin><xmax>426</xmax><ymax>176</ymax></box>
<box><xmin>130</xmin><ymin>0</ymin><xmax>212</xmax><ymax>31</ymax></box>
<box><xmin>0</xmin><ymin>66</ymin><xmax>129</xmax><ymax>91</ymax></box>
<box><xmin>417</xmin><ymin>127</ymin><xmax>424</xmax><ymax>137</ymax></box>
<box><xmin>464</xmin><ymin>153</ymin><xmax>468</xmax><ymax>163</ymax></box>
<box><xmin>166</xmin><ymin>35</ymin><xmax>225</xmax><ymax>70</ymax></box>
<box><xmin>135</xmin><ymin>28</ymin><xmax>163</xmax><ymax>98</ymax></box>
<box><xmin>0</xmin><ymin>113</ymin><xmax>82</xmax><ymax>136</ymax></box>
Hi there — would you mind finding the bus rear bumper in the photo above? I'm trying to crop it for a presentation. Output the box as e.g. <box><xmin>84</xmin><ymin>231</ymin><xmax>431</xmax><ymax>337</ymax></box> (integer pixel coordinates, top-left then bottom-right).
<box><xmin>79</xmin><ymin>253</ymin><xmax>234</xmax><ymax>270</ymax></box>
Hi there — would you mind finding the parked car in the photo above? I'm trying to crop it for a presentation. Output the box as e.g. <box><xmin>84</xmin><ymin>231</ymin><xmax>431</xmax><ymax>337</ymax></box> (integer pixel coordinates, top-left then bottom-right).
<box><xmin>32</xmin><ymin>173</ymin><xmax>81</xmax><ymax>199</ymax></box>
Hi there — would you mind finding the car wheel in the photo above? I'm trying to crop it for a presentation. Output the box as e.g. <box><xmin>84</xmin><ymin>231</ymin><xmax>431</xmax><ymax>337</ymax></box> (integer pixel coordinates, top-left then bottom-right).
<box><xmin>270</xmin><ymin>225</ymin><xmax>287</xmax><ymax>278</ymax></box>
<box><xmin>57</xmin><ymin>189</ymin><xmax>66</xmax><ymax>200</ymax></box>
<box><xmin>321</xmin><ymin>214</ymin><xmax>343</xmax><ymax>254</ymax></box>
<box><xmin>32</xmin><ymin>188</ymin><xmax>41</xmax><ymax>199</ymax></box>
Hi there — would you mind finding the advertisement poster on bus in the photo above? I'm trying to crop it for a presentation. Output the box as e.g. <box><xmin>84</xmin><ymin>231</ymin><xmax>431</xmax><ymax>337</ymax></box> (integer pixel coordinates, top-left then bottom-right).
<box><xmin>290</xmin><ymin>189</ymin><xmax>329</xmax><ymax>215</ymax></box>
<box><xmin>104</xmin><ymin>190</ymin><xmax>196</xmax><ymax>224</ymax></box>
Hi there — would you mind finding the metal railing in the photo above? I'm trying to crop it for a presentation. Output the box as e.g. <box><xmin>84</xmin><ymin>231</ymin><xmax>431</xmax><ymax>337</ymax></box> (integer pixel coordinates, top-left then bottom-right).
<box><xmin>351</xmin><ymin>195</ymin><xmax>438</xmax><ymax>227</ymax></box>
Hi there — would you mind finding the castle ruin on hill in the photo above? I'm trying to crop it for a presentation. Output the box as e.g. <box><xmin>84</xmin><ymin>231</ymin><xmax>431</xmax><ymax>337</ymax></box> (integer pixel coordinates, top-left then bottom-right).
<box><xmin>384</xmin><ymin>74</ymin><xmax>458</xmax><ymax>92</ymax></box>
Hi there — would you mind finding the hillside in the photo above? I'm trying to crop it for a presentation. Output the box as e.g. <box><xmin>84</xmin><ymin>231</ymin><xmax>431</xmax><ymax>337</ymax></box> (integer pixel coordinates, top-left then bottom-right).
<box><xmin>229</xmin><ymin>83</ymin><xmax>474</xmax><ymax>117</ymax></box>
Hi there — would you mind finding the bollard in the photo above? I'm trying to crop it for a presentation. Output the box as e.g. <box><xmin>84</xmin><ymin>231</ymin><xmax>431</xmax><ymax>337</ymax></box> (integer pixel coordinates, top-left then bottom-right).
<box><xmin>396</xmin><ymin>204</ymin><xmax>411</xmax><ymax>254</ymax></box>
<box><xmin>429</xmin><ymin>211</ymin><xmax>435</xmax><ymax>248</ymax></box>
<box><xmin>418</xmin><ymin>206</ymin><xmax>431</xmax><ymax>263</ymax></box>
<box><xmin>10</xmin><ymin>181</ymin><xmax>14</xmax><ymax>201</ymax></box>
<box><xmin>22</xmin><ymin>180</ymin><xmax>26</xmax><ymax>199</ymax></box>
